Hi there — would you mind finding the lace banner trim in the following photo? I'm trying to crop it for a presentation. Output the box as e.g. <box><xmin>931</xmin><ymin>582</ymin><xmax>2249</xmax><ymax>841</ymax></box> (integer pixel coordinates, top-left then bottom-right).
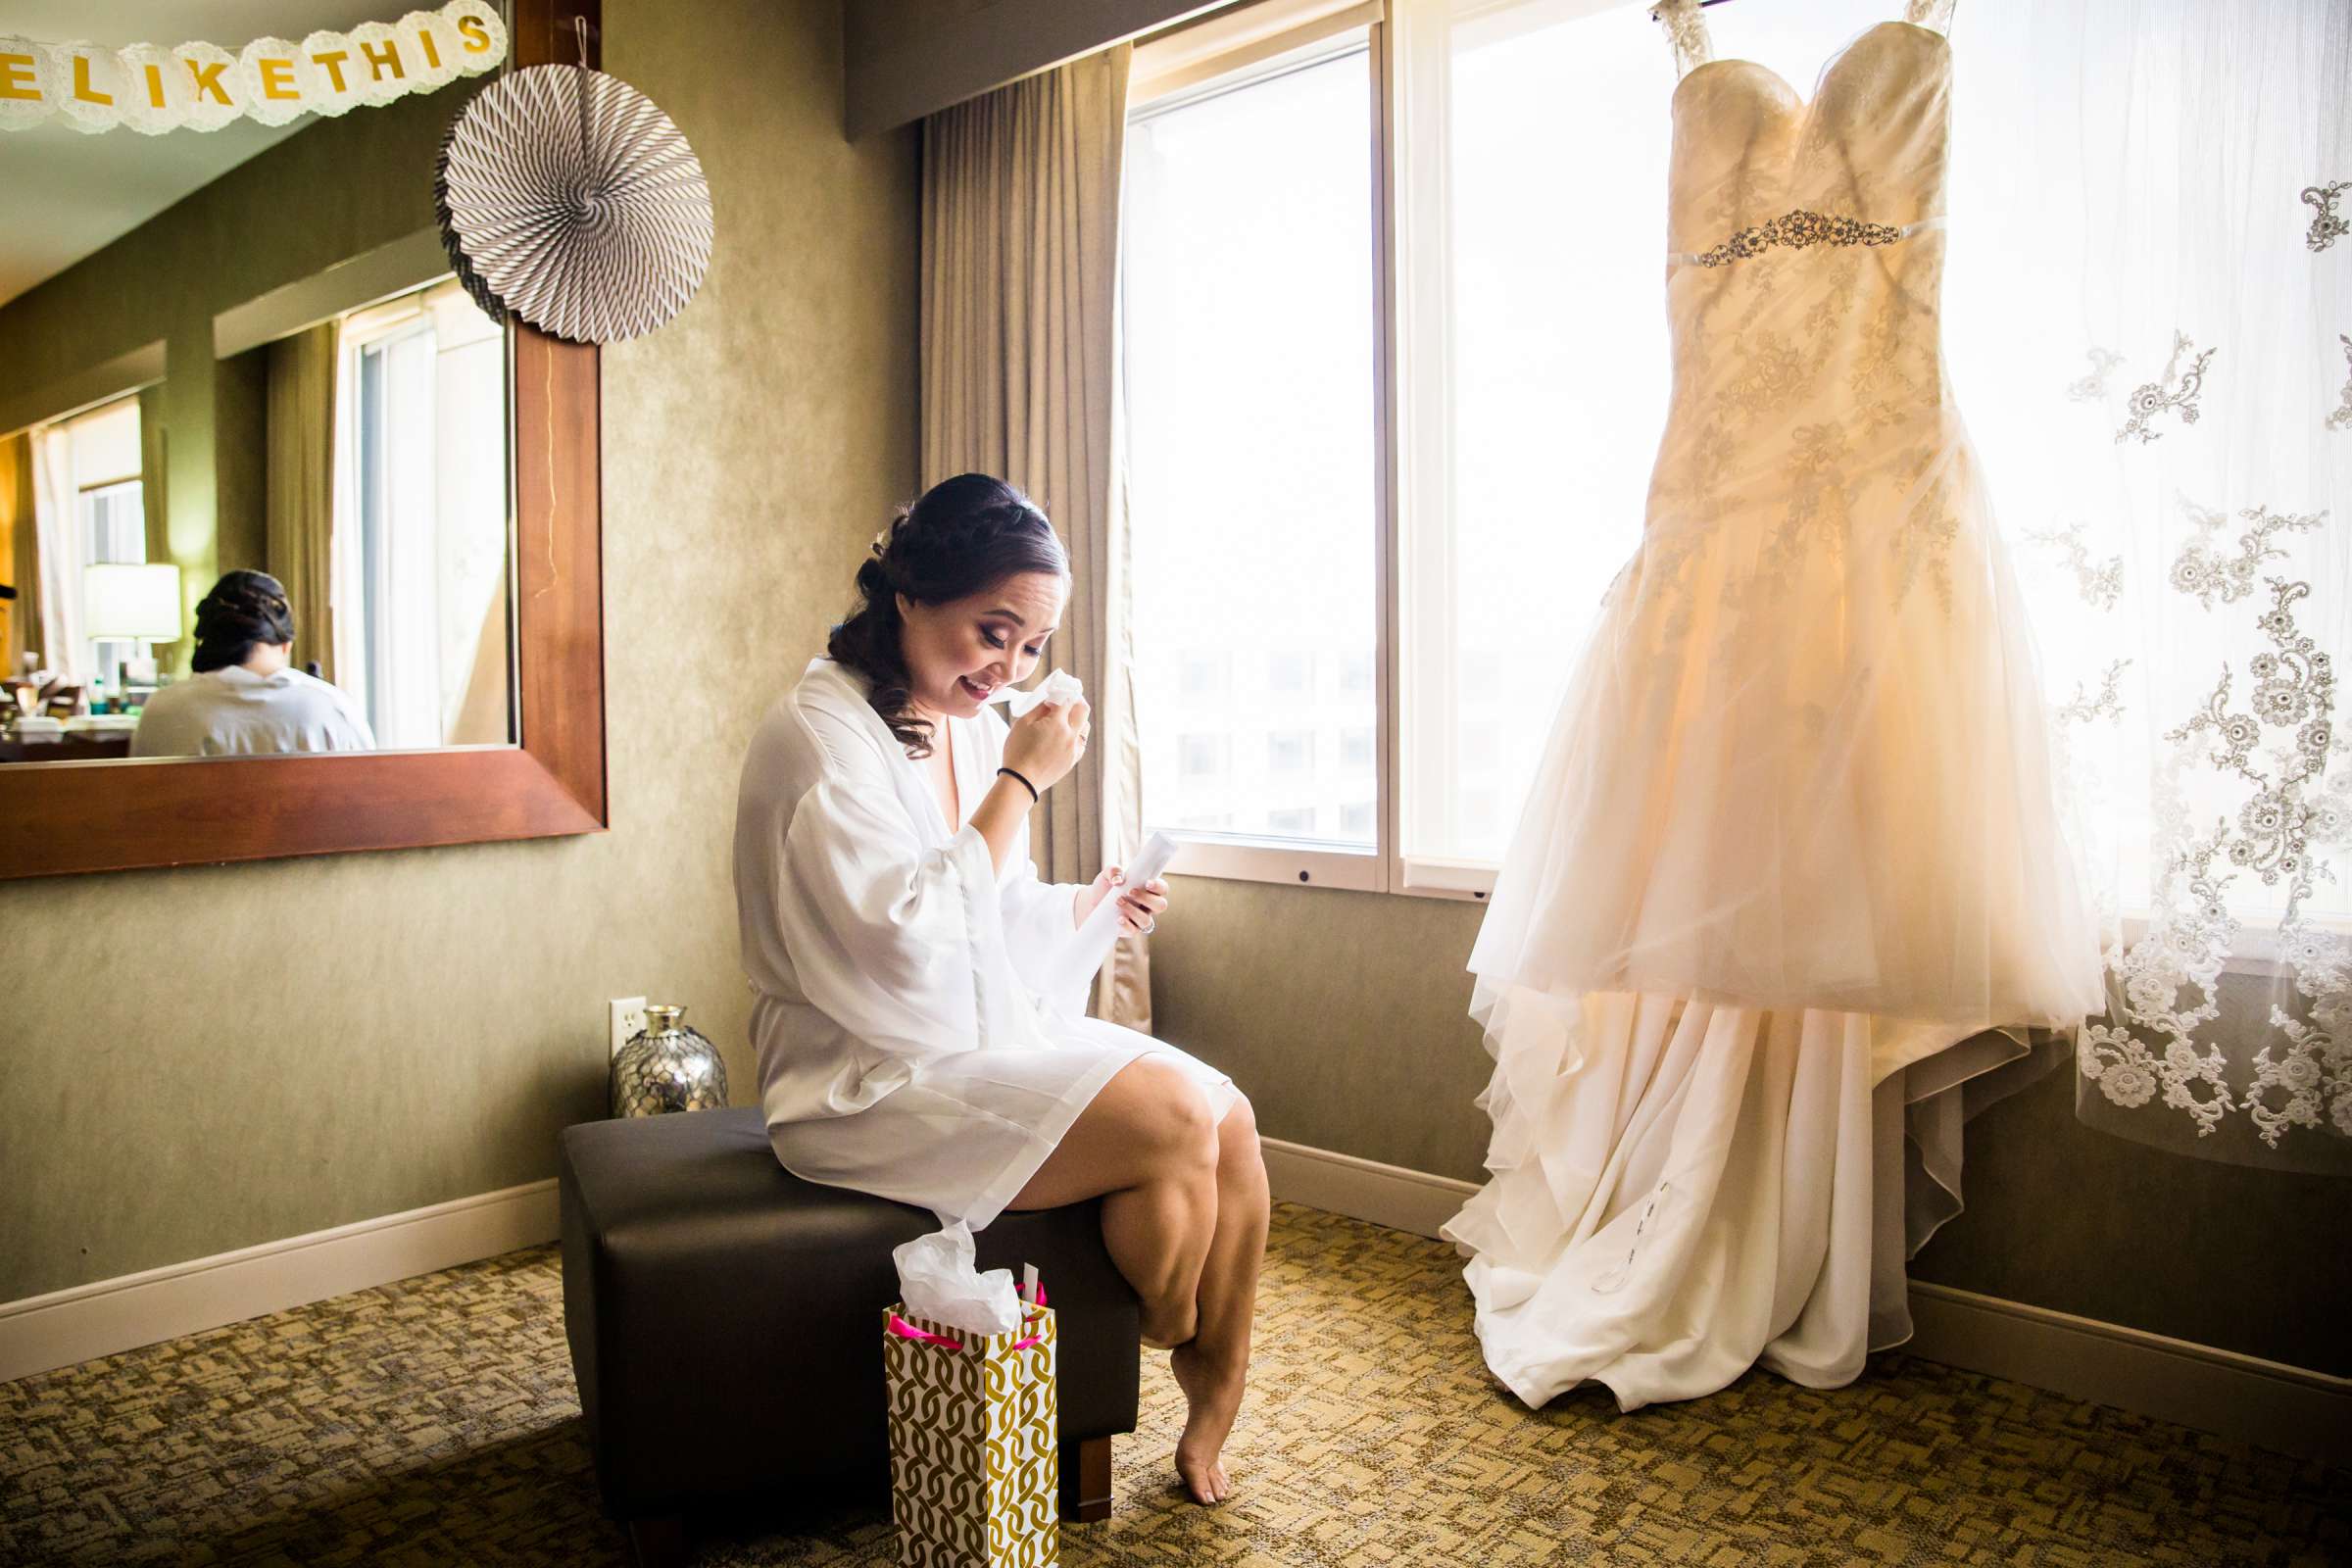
<box><xmin>1669</xmin><ymin>211</ymin><xmax>1947</xmax><ymax>269</ymax></box>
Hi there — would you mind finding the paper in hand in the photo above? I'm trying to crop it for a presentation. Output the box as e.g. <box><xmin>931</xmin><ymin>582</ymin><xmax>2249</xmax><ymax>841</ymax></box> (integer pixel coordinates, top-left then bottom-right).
<box><xmin>1035</xmin><ymin>830</ymin><xmax>1180</xmax><ymax>1013</ymax></box>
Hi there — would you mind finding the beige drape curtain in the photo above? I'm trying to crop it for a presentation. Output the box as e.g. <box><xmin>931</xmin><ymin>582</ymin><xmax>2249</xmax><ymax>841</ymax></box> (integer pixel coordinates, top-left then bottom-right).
<box><xmin>0</xmin><ymin>433</ymin><xmax>34</xmax><ymax>673</ymax></box>
<box><xmin>265</xmin><ymin>321</ymin><xmax>339</xmax><ymax>684</ymax></box>
<box><xmin>920</xmin><ymin>45</ymin><xmax>1153</xmax><ymax>1028</ymax></box>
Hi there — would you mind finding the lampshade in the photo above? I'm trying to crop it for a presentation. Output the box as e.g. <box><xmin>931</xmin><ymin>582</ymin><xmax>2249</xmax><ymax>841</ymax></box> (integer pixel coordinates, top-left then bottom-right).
<box><xmin>82</xmin><ymin>563</ymin><xmax>183</xmax><ymax>641</ymax></box>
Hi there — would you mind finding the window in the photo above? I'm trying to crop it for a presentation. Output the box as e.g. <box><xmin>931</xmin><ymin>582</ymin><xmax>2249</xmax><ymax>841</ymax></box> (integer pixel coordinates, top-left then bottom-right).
<box><xmin>1178</xmin><ymin>733</ymin><xmax>1229</xmax><ymax>777</ymax></box>
<box><xmin>334</xmin><ymin>279</ymin><xmax>508</xmax><ymax>750</ymax></box>
<box><xmin>1126</xmin><ymin>18</ymin><xmax>1380</xmax><ymax>878</ymax></box>
<box><xmin>1125</xmin><ymin>0</ymin><xmax>1915</xmax><ymax>897</ymax></box>
<box><xmin>65</xmin><ymin>398</ymin><xmax>148</xmax><ymax>693</ymax></box>
<box><xmin>1180</xmin><ymin>654</ymin><xmax>1231</xmax><ymax>697</ymax></box>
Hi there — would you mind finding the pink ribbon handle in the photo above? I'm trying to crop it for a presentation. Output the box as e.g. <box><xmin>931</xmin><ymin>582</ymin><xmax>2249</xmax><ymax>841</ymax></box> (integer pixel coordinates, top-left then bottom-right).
<box><xmin>887</xmin><ymin>1313</ymin><xmax>963</xmax><ymax>1349</ymax></box>
<box><xmin>887</xmin><ymin>1308</ymin><xmax>1050</xmax><ymax>1353</ymax></box>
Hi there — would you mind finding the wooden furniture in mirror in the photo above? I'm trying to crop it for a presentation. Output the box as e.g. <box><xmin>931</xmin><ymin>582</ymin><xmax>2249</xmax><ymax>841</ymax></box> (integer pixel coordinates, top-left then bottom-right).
<box><xmin>0</xmin><ymin>0</ymin><xmax>605</xmax><ymax>880</ymax></box>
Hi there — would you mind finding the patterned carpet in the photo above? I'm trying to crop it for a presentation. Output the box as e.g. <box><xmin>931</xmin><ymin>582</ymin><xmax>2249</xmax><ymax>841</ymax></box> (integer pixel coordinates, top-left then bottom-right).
<box><xmin>3</xmin><ymin>1201</ymin><xmax>2344</xmax><ymax>1566</ymax></box>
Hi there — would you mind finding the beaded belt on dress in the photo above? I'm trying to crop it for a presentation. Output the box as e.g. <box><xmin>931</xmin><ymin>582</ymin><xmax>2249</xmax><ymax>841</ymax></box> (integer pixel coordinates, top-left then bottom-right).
<box><xmin>1669</xmin><ymin>210</ymin><xmax>1947</xmax><ymax>268</ymax></box>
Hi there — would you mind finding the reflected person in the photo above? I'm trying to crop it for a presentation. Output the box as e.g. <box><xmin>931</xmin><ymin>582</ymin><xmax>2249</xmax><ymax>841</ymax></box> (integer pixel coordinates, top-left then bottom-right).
<box><xmin>131</xmin><ymin>570</ymin><xmax>375</xmax><ymax>758</ymax></box>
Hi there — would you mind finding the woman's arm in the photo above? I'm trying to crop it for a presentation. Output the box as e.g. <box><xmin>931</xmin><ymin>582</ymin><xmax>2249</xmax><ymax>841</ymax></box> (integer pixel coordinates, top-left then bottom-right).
<box><xmin>967</xmin><ymin>771</ymin><xmax>1034</xmax><ymax>873</ymax></box>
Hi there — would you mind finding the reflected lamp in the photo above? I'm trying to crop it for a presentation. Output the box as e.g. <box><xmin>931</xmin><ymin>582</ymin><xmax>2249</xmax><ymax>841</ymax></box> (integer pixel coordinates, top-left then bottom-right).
<box><xmin>82</xmin><ymin>564</ymin><xmax>184</xmax><ymax>640</ymax></box>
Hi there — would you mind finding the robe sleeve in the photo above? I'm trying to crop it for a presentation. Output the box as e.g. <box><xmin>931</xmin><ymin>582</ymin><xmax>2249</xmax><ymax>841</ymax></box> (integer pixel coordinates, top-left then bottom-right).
<box><xmin>974</xmin><ymin>703</ymin><xmax>1086</xmax><ymax>999</ymax></box>
<box><xmin>1000</xmin><ymin>846</ymin><xmax>1083</xmax><ymax>998</ymax></box>
<box><xmin>771</xmin><ymin>708</ymin><xmax>1014</xmax><ymax>1066</ymax></box>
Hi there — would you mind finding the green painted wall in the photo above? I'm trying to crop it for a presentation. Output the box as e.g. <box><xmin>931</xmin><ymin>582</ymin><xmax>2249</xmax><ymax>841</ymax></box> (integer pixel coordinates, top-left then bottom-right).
<box><xmin>0</xmin><ymin>0</ymin><xmax>919</xmax><ymax>1302</ymax></box>
<box><xmin>1149</xmin><ymin>875</ymin><xmax>2352</xmax><ymax>1377</ymax></box>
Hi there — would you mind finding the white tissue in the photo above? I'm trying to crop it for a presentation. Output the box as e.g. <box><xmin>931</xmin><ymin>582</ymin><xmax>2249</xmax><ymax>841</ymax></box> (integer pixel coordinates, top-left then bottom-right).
<box><xmin>892</xmin><ymin>1219</ymin><xmax>1022</xmax><ymax>1336</ymax></box>
<box><xmin>988</xmin><ymin>667</ymin><xmax>1085</xmax><ymax>718</ymax></box>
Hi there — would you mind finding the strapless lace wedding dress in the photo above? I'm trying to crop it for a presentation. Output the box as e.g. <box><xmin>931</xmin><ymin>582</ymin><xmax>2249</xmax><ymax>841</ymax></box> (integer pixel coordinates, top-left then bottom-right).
<box><xmin>1444</xmin><ymin>0</ymin><xmax>2104</xmax><ymax>1410</ymax></box>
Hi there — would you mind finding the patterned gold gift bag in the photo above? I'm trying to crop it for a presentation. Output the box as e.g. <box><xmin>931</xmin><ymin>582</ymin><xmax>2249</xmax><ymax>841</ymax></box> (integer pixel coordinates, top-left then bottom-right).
<box><xmin>880</xmin><ymin>1280</ymin><xmax>1058</xmax><ymax>1568</ymax></box>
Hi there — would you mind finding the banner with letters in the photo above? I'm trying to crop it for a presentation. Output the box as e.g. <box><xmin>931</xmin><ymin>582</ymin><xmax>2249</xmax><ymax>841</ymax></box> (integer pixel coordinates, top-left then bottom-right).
<box><xmin>0</xmin><ymin>2</ymin><xmax>509</xmax><ymax>135</ymax></box>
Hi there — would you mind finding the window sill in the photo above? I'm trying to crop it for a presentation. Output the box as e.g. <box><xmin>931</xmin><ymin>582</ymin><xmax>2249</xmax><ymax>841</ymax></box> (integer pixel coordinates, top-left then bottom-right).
<box><xmin>1153</xmin><ymin>832</ymin><xmax>1499</xmax><ymax>902</ymax></box>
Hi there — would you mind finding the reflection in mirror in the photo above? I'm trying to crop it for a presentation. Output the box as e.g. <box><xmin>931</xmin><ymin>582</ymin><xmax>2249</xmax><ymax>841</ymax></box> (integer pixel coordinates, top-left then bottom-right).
<box><xmin>0</xmin><ymin>9</ymin><xmax>514</xmax><ymax>766</ymax></box>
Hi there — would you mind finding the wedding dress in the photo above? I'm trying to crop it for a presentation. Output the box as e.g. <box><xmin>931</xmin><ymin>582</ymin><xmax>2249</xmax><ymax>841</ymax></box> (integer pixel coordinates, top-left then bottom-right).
<box><xmin>1443</xmin><ymin>0</ymin><xmax>2105</xmax><ymax>1410</ymax></box>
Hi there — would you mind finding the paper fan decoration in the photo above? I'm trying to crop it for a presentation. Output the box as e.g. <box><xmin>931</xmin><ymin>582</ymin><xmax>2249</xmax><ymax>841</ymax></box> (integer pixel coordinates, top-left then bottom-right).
<box><xmin>435</xmin><ymin>61</ymin><xmax>712</xmax><ymax>343</ymax></box>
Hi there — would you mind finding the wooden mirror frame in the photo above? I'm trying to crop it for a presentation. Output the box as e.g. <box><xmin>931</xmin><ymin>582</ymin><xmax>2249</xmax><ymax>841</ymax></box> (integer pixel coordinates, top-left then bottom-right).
<box><xmin>0</xmin><ymin>0</ymin><xmax>606</xmax><ymax>881</ymax></box>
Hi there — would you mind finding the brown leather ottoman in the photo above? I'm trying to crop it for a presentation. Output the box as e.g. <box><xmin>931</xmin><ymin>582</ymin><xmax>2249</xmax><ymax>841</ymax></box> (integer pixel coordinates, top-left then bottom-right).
<box><xmin>559</xmin><ymin>1106</ymin><xmax>1138</xmax><ymax>1567</ymax></box>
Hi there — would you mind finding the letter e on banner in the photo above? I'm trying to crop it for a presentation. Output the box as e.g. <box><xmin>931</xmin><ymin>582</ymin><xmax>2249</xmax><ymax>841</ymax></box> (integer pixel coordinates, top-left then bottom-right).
<box><xmin>0</xmin><ymin>39</ymin><xmax>55</xmax><ymax>129</ymax></box>
<box><xmin>238</xmin><ymin>38</ymin><xmax>314</xmax><ymax>126</ymax></box>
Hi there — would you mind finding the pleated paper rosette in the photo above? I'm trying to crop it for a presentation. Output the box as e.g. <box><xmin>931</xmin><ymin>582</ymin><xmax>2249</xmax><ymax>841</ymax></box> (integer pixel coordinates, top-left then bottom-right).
<box><xmin>434</xmin><ymin>62</ymin><xmax>712</xmax><ymax>344</ymax></box>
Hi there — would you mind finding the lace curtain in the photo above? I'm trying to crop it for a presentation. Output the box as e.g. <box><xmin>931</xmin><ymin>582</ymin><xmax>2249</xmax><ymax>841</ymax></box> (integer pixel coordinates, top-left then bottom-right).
<box><xmin>1943</xmin><ymin>0</ymin><xmax>2352</xmax><ymax>1171</ymax></box>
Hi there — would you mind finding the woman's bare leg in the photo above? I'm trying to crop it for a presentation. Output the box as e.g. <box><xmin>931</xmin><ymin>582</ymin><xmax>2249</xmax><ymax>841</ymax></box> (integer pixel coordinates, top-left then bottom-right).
<box><xmin>1006</xmin><ymin>1056</ymin><xmax>1220</xmax><ymax>1348</ymax></box>
<box><xmin>1170</xmin><ymin>1096</ymin><xmax>1268</xmax><ymax>1505</ymax></box>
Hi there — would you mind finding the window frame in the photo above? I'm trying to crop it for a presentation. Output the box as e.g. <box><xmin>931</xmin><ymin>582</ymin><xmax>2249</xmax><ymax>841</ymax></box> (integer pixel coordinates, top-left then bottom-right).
<box><xmin>1129</xmin><ymin>0</ymin><xmax>1493</xmax><ymax>904</ymax></box>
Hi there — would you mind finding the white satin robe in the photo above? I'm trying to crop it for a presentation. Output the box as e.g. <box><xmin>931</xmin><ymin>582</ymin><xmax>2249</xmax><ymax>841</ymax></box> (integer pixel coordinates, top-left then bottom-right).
<box><xmin>734</xmin><ymin>657</ymin><xmax>1238</xmax><ymax>1229</ymax></box>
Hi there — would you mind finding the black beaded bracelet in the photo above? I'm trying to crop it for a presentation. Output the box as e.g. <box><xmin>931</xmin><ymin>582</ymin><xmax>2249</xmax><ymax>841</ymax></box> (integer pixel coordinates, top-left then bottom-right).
<box><xmin>997</xmin><ymin>765</ymin><xmax>1040</xmax><ymax>803</ymax></box>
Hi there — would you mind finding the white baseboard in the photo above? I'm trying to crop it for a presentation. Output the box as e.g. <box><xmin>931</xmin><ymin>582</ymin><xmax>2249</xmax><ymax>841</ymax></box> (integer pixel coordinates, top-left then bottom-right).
<box><xmin>0</xmin><ymin>1179</ymin><xmax>561</xmax><ymax>1384</ymax></box>
<box><xmin>1902</xmin><ymin>1282</ymin><xmax>2350</xmax><ymax>1465</ymax></box>
<box><xmin>1261</xmin><ymin>1135</ymin><xmax>1482</xmax><ymax>1242</ymax></box>
<box><xmin>1258</xmin><ymin>1135</ymin><xmax>2351</xmax><ymax>1466</ymax></box>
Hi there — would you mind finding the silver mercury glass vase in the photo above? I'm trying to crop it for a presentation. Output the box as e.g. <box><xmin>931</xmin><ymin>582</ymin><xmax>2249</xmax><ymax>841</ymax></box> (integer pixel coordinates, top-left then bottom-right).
<box><xmin>609</xmin><ymin>1004</ymin><xmax>728</xmax><ymax>1117</ymax></box>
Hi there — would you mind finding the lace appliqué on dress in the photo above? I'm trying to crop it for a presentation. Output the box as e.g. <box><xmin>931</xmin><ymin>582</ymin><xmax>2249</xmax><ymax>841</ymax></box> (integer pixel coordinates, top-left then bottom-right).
<box><xmin>1649</xmin><ymin>0</ymin><xmax>1711</xmax><ymax>78</ymax></box>
<box><xmin>1679</xmin><ymin>208</ymin><xmax>1913</xmax><ymax>270</ymax></box>
<box><xmin>1903</xmin><ymin>0</ymin><xmax>1961</xmax><ymax>31</ymax></box>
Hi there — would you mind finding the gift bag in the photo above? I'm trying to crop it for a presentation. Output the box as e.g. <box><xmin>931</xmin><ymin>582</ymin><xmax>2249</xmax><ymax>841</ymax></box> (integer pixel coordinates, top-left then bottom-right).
<box><xmin>881</xmin><ymin>1276</ymin><xmax>1058</xmax><ymax>1567</ymax></box>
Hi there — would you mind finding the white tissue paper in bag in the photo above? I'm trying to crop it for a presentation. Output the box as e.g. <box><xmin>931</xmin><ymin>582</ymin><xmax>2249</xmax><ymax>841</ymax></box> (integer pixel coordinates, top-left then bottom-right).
<box><xmin>892</xmin><ymin>1219</ymin><xmax>1022</xmax><ymax>1336</ymax></box>
<box><xmin>987</xmin><ymin>667</ymin><xmax>1085</xmax><ymax>718</ymax></box>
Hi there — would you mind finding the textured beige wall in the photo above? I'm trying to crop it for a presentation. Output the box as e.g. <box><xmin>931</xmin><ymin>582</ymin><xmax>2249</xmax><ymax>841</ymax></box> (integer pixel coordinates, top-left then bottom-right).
<box><xmin>1150</xmin><ymin>876</ymin><xmax>1497</xmax><ymax>1183</ymax></box>
<box><xmin>0</xmin><ymin>0</ymin><xmax>919</xmax><ymax>1301</ymax></box>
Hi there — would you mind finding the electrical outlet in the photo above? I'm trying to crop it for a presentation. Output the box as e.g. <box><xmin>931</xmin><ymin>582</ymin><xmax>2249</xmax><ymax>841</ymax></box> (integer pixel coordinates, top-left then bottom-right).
<box><xmin>609</xmin><ymin>997</ymin><xmax>647</xmax><ymax>1057</ymax></box>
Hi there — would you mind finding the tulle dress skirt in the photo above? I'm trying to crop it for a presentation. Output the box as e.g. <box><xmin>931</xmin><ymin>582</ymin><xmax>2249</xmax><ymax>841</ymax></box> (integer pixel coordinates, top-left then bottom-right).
<box><xmin>1445</xmin><ymin>421</ymin><xmax>2104</xmax><ymax>1410</ymax></box>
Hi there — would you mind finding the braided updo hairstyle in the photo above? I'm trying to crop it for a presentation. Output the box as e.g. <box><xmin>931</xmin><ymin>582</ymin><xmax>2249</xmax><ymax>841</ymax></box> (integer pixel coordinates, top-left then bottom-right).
<box><xmin>191</xmin><ymin>569</ymin><xmax>297</xmax><ymax>673</ymax></box>
<box><xmin>828</xmin><ymin>472</ymin><xmax>1068</xmax><ymax>759</ymax></box>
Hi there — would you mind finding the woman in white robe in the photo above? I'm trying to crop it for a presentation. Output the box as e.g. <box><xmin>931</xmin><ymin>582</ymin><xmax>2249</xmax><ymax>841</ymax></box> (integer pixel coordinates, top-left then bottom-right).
<box><xmin>733</xmin><ymin>473</ymin><xmax>1267</xmax><ymax>1506</ymax></box>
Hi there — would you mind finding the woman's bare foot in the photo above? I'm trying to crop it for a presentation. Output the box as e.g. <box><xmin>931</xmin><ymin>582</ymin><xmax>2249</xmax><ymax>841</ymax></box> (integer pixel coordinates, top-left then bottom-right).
<box><xmin>1168</xmin><ymin>1340</ymin><xmax>1247</xmax><ymax>1504</ymax></box>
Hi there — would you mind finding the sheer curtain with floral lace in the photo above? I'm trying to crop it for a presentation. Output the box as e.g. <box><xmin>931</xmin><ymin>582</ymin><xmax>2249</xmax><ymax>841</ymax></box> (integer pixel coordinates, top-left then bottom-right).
<box><xmin>1943</xmin><ymin>0</ymin><xmax>2352</xmax><ymax>1171</ymax></box>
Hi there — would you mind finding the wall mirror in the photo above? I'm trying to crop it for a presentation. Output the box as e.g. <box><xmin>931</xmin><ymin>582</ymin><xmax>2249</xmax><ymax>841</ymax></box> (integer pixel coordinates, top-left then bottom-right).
<box><xmin>0</xmin><ymin>0</ymin><xmax>605</xmax><ymax>878</ymax></box>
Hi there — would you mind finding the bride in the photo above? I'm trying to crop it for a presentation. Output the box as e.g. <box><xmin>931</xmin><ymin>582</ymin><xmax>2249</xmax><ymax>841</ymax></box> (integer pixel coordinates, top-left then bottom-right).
<box><xmin>733</xmin><ymin>472</ymin><xmax>1267</xmax><ymax>1501</ymax></box>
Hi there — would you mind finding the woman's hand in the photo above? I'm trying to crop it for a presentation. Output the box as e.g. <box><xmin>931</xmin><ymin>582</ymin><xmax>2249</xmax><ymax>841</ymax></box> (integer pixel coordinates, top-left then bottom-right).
<box><xmin>1002</xmin><ymin>698</ymin><xmax>1090</xmax><ymax>793</ymax></box>
<box><xmin>1076</xmin><ymin>865</ymin><xmax>1170</xmax><ymax>934</ymax></box>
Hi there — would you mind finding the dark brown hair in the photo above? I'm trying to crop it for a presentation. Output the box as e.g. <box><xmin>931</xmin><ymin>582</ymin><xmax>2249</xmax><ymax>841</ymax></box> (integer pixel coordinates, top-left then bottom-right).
<box><xmin>827</xmin><ymin>473</ymin><xmax>1067</xmax><ymax>758</ymax></box>
<box><xmin>191</xmin><ymin>569</ymin><xmax>296</xmax><ymax>673</ymax></box>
